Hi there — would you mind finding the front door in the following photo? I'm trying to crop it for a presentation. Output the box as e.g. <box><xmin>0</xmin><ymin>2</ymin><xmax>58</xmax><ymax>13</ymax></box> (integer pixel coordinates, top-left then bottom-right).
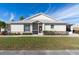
<box><xmin>39</xmin><ymin>25</ymin><xmax>42</xmax><ymax>33</ymax></box>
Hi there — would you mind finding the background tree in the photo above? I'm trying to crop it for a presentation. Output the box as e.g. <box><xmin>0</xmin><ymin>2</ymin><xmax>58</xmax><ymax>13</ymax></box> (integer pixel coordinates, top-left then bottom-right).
<box><xmin>19</xmin><ymin>16</ymin><xmax>25</xmax><ymax>20</ymax></box>
<box><xmin>0</xmin><ymin>21</ymin><xmax>6</xmax><ymax>32</ymax></box>
<box><xmin>0</xmin><ymin>21</ymin><xmax>6</xmax><ymax>28</ymax></box>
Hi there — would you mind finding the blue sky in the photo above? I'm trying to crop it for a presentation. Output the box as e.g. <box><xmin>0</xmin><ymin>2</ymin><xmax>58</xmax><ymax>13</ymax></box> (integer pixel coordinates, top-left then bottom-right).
<box><xmin>0</xmin><ymin>3</ymin><xmax>79</xmax><ymax>24</ymax></box>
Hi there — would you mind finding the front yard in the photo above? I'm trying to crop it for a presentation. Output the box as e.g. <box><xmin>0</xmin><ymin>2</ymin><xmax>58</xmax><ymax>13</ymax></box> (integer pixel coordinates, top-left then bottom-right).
<box><xmin>0</xmin><ymin>37</ymin><xmax>79</xmax><ymax>50</ymax></box>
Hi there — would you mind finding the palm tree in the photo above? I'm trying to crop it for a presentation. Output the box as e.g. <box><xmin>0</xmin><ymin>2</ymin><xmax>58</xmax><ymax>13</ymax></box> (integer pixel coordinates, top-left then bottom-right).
<box><xmin>19</xmin><ymin>16</ymin><xmax>25</xmax><ymax>20</ymax></box>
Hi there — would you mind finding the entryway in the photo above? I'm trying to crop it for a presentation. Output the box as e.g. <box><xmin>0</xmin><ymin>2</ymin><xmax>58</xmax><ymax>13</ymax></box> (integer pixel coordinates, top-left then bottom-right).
<box><xmin>32</xmin><ymin>21</ymin><xmax>43</xmax><ymax>35</ymax></box>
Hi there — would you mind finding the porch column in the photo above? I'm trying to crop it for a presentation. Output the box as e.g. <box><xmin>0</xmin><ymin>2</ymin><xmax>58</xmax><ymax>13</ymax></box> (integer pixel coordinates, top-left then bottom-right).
<box><xmin>71</xmin><ymin>26</ymin><xmax>73</xmax><ymax>34</ymax></box>
<box><xmin>30</xmin><ymin>24</ymin><xmax>32</xmax><ymax>33</ymax></box>
<box><xmin>69</xmin><ymin>25</ymin><xmax>73</xmax><ymax>35</ymax></box>
<box><xmin>42</xmin><ymin>23</ymin><xmax>44</xmax><ymax>31</ymax></box>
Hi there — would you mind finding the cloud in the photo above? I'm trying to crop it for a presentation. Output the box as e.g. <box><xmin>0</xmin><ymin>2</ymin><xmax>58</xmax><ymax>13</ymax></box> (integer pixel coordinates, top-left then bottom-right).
<box><xmin>0</xmin><ymin>18</ymin><xmax>5</xmax><ymax>22</ymax></box>
<box><xmin>9</xmin><ymin>13</ymin><xmax>15</xmax><ymax>21</ymax></box>
<box><xmin>52</xmin><ymin>4</ymin><xmax>79</xmax><ymax>19</ymax></box>
<box><xmin>44</xmin><ymin>4</ymin><xmax>52</xmax><ymax>14</ymax></box>
<box><xmin>65</xmin><ymin>18</ymin><xmax>79</xmax><ymax>24</ymax></box>
<box><xmin>45</xmin><ymin>4</ymin><xmax>79</xmax><ymax>24</ymax></box>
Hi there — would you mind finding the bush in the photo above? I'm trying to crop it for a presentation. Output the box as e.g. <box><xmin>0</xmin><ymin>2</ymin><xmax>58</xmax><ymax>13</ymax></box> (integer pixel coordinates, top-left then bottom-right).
<box><xmin>8</xmin><ymin>32</ymin><xmax>32</xmax><ymax>35</ymax></box>
<box><xmin>8</xmin><ymin>32</ymin><xmax>21</xmax><ymax>35</ymax></box>
<box><xmin>23</xmin><ymin>33</ymin><xmax>32</xmax><ymax>35</ymax></box>
<box><xmin>43</xmin><ymin>31</ymin><xmax>55</xmax><ymax>35</ymax></box>
<box><xmin>8</xmin><ymin>33</ymin><xmax>18</xmax><ymax>35</ymax></box>
<box><xmin>43</xmin><ymin>31</ymin><xmax>68</xmax><ymax>35</ymax></box>
<box><xmin>74</xmin><ymin>30</ymin><xmax>79</xmax><ymax>34</ymax></box>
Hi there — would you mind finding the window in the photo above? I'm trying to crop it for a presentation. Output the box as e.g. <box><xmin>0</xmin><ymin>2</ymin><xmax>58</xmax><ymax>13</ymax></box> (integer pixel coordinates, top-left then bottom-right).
<box><xmin>24</xmin><ymin>24</ymin><xmax>30</xmax><ymax>31</ymax></box>
<box><xmin>51</xmin><ymin>25</ymin><xmax>54</xmax><ymax>28</ymax></box>
<box><xmin>66</xmin><ymin>25</ymin><xmax>71</xmax><ymax>32</ymax></box>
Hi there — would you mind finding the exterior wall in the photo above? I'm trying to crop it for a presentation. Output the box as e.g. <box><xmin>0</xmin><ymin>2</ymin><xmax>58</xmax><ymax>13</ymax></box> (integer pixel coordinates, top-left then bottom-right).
<box><xmin>1</xmin><ymin>28</ymin><xmax>5</xmax><ymax>32</ymax></box>
<box><xmin>30</xmin><ymin>15</ymin><xmax>53</xmax><ymax>20</ymax></box>
<box><xmin>44</xmin><ymin>24</ymin><xmax>66</xmax><ymax>31</ymax></box>
<box><xmin>29</xmin><ymin>14</ymin><xmax>56</xmax><ymax>22</ymax></box>
<box><xmin>10</xmin><ymin>23</ymin><xmax>66</xmax><ymax>34</ymax></box>
<box><xmin>54</xmin><ymin>25</ymin><xmax>66</xmax><ymax>31</ymax></box>
<box><xmin>10</xmin><ymin>24</ymin><xmax>32</xmax><ymax>33</ymax></box>
<box><xmin>10</xmin><ymin>24</ymin><xmax>24</xmax><ymax>33</ymax></box>
<box><xmin>44</xmin><ymin>24</ymin><xmax>51</xmax><ymax>31</ymax></box>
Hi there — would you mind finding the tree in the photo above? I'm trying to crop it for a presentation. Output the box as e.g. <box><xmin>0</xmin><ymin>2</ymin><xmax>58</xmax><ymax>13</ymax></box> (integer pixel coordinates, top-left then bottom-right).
<box><xmin>0</xmin><ymin>21</ymin><xmax>6</xmax><ymax>32</ymax></box>
<box><xmin>0</xmin><ymin>21</ymin><xmax>6</xmax><ymax>28</ymax></box>
<box><xmin>19</xmin><ymin>16</ymin><xmax>25</xmax><ymax>20</ymax></box>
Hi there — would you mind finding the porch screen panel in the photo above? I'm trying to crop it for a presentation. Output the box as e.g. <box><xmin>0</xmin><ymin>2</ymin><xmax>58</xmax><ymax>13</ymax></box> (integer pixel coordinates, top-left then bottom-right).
<box><xmin>33</xmin><ymin>23</ymin><xmax>38</xmax><ymax>31</ymax></box>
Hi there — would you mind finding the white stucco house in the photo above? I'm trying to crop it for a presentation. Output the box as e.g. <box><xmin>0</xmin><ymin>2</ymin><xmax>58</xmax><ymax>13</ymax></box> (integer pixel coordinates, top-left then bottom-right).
<box><xmin>7</xmin><ymin>13</ymin><xmax>71</xmax><ymax>35</ymax></box>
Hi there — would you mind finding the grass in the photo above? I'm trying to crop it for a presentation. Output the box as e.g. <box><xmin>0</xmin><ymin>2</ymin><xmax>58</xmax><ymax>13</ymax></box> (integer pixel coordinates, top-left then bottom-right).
<box><xmin>0</xmin><ymin>37</ymin><xmax>79</xmax><ymax>50</ymax></box>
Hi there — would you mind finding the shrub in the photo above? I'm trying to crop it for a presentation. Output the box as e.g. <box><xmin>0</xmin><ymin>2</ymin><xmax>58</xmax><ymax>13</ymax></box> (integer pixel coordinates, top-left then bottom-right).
<box><xmin>74</xmin><ymin>30</ymin><xmax>79</xmax><ymax>34</ymax></box>
<box><xmin>8</xmin><ymin>32</ymin><xmax>32</xmax><ymax>35</ymax></box>
<box><xmin>8</xmin><ymin>32</ymin><xmax>21</xmax><ymax>35</ymax></box>
<box><xmin>43</xmin><ymin>31</ymin><xmax>68</xmax><ymax>35</ymax></box>
<box><xmin>23</xmin><ymin>33</ymin><xmax>32</xmax><ymax>35</ymax></box>
<box><xmin>43</xmin><ymin>31</ymin><xmax>55</xmax><ymax>35</ymax></box>
<box><xmin>8</xmin><ymin>33</ymin><xmax>17</xmax><ymax>35</ymax></box>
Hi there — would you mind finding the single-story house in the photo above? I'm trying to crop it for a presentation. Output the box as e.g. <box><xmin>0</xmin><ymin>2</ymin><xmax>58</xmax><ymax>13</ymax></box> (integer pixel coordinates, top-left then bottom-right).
<box><xmin>6</xmin><ymin>13</ymin><xmax>71</xmax><ymax>35</ymax></box>
<box><xmin>71</xmin><ymin>24</ymin><xmax>79</xmax><ymax>34</ymax></box>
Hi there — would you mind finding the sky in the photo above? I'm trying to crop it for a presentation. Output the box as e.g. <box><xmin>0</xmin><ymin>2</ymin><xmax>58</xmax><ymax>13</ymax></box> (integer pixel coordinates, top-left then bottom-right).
<box><xmin>0</xmin><ymin>3</ymin><xmax>79</xmax><ymax>24</ymax></box>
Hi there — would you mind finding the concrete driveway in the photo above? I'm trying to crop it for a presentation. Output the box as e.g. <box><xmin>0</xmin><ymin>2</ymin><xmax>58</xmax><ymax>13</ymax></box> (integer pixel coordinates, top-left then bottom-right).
<box><xmin>0</xmin><ymin>50</ymin><xmax>79</xmax><ymax>55</ymax></box>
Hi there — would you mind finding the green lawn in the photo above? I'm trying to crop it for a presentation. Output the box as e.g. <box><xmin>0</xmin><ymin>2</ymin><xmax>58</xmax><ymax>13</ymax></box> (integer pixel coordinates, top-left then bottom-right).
<box><xmin>0</xmin><ymin>37</ymin><xmax>79</xmax><ymax>50</ymax></box>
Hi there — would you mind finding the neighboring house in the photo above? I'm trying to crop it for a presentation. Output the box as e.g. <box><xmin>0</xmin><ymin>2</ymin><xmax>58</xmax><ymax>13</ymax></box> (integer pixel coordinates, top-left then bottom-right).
<box><xmin>71</xmin><ymin>24</ymin><xmax>79</xmax><ymax>34</ymax></box>
<box><xmin>0</xmin><ymin>28</ymin><xmax>5</xmax><ymax>32</ymax></box>
<box><xmin>7</xmin><ymin>13</ymin><xmax>71</xmax><ymax>35</ymax></box>
<box><xmin>72</xmin><ymin>24</ymin><xmax>79</xmax><ymax>30</ymax></box>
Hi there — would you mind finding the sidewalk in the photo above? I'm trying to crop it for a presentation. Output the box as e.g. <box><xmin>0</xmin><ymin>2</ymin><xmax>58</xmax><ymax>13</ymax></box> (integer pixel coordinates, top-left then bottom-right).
<box><xmin>0</xmin><ymin>34</ymin><xmax>79</xmax><ymax>37</ymax></box>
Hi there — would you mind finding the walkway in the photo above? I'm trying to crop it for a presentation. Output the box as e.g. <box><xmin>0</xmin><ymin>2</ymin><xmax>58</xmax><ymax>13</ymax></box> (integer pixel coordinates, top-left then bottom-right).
<box><xmin>0</xmin><ymin>34</ymin><xmax>79</xmax><ymax>37</ymax></box>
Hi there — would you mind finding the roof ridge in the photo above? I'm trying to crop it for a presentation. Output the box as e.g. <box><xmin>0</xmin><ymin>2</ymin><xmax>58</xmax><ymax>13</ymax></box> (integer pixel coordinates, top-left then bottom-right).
<box><xmin>22</xmin><ymin>13</ymin><xmax>60</xmax><ymax>21</ymax></box>
<box><xmin>23</xmin><ymin>13</ymin><xmax>45</xmax><ymax>21</ymax></box>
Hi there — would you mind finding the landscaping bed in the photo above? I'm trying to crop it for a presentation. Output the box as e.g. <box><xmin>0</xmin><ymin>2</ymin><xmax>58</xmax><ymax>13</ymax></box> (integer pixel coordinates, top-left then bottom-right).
<box><xmin>43</xmin><ymin>31</ymin><xmax>68</xmax><ymax>35</ymax></box>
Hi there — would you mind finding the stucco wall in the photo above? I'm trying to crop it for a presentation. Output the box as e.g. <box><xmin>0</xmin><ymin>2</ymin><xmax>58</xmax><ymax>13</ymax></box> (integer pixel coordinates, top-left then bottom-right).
<box><xmin>54</xmin><ymin>25</ymin><xmax>66</xmax><ymax>31</ymax></box>
<box><xmin>10</xmin><ymin>24</ymin><xmax>24</xmax><ymax>33</ymax></box>
<box><xmin>1</xmin><ymin>28</ymin><xmax>5</xmax><ymax>32</ymax></box>
<box><xmin>10</xmin><ymin>24</ymin><xmax>32</xmax><ymax>33</ymax></box>
<box><xmin>44</xmin><ymin>24</ymin><xmax>51</xmax><ymax>31</ymax></box>
<box><xmin>44</xmin><ymin>24</ymin><xmax>66</xmax><ymax>31</ymax></box>
<box><xmin>10</xmin><ymin>23</ymin><xmax>66</xmax><ymax>33</ymax></box>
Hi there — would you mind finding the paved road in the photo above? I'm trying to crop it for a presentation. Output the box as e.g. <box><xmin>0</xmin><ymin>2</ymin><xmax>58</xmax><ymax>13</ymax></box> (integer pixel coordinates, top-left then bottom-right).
<box><xmin>0</xmin><ymin>50</ymin><xmax>79</xmax><ymax>55</ymax></box>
